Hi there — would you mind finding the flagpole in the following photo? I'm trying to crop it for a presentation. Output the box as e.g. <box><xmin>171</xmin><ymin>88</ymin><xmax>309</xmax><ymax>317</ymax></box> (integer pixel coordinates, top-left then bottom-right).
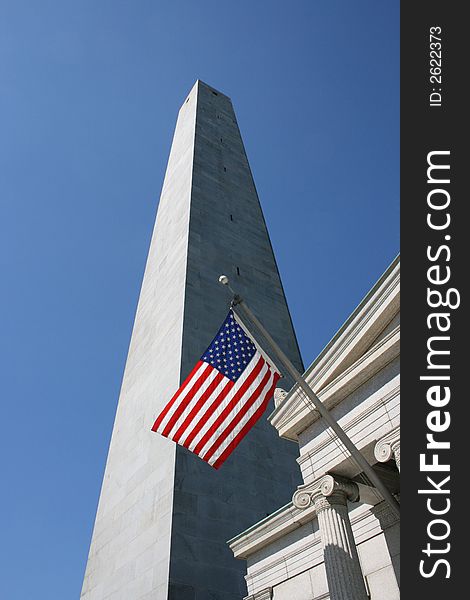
<box><xmin>218</xmin><ymin>276</ymin><xmax>400</xmax><ymax>518</ymax></box>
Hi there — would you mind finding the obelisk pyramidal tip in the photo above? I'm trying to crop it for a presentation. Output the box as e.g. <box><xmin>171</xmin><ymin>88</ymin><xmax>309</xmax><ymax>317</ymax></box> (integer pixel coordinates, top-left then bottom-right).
<box><xmin>81</xmin><ymin>81</ymin><xmax>303</xmax><ymax>600</ymax></box>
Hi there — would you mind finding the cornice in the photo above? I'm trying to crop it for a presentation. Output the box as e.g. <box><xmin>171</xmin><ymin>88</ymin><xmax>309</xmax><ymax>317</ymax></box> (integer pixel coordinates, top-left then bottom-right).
<box><xmin>229</xmin><ymin>487</ymin><xmax>388</xmax><ymax>561</ymax></box>
<box><xmin>228</xmin><ymin>501</ymin><xmax>316</xmax><ymax>560</ymax></box>
<box><xmin>270</xmin><ymin>325</ymin><xmax>400</xmax><ymax>440</ymax></box>
<box><xmin>296</xmin><ymin>384</ymin><xmax>400</xmax><ymax>468</ymax></box>
<box><xmin>269</xmin><ymin>257</ymin><xmax>399</xmax><ymax>440</ymax></box>
<box><xmin>308</xmin><ymin>260</ymin><xmax>400</xmax><ymax>392</ymax></box>
<box><xmin>244</xmin><ymin>588</ymin><xmax>273</xmax><ymax>600</ymax></box>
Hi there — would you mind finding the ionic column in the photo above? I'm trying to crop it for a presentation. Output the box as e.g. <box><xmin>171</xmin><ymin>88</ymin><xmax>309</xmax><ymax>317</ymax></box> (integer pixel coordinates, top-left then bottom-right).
<box><xmin>375</xmin><ymin>426</ymin><xmax>400</xmax><ymax>471</ymax></box>
<box><xmin>293</xmin><ymin>475</ymin><xmax>368</xmax><ymax>600</ymax></box>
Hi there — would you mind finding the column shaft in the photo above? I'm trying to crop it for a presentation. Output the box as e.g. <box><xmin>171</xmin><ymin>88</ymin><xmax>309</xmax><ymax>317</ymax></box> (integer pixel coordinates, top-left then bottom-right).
<box><xmin>392</xmin><ymin>443</ymin><xmax>400</xmax><ymax>471</ymax></box>
<box><xmin>315</xmin><ymin>493</ymin><xmax>368</xmax><ymax>600</ymax></box>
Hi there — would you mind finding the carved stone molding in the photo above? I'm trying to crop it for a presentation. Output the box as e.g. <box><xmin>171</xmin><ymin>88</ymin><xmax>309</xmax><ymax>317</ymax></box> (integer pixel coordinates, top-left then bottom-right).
<box><xmin>273</xmin><ymin>387</ymin><xmax>288</xmax><ymax>408</ymax></box>
<box><xmin>292</xmin><ymin>474</ymin><xmax>360</xmax><ymax>511</ymax></box>
<box><xmin>371</xmin><ymin>500</ymin><xmax>400</xmax><ymax>531</ymax></box>
<box><xmin>374</xmin><ymin>426</ymin><xmax>400</xmax><ymax>470</ymax></box>
<box><xmin>244</xmin><ymin>587</ymin><xmax>272</xmax><ymax>600</ymax></box>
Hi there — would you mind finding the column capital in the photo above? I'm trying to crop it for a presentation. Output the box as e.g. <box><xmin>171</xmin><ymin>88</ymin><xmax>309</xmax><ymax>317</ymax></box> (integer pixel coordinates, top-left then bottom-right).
<box><xmin>374</xmin><ymin>426</ymin><xmax>400</xmax><ymax>464</ymax></box>
<box><xmin>293</xmin><ymin>474</ymin><xmax>360</xmax><ymax>510</ymax></box>
<box><xmin>273</xmin><ymin>387</ymin><xmax>288</xmax><ymax>408</ymax></box>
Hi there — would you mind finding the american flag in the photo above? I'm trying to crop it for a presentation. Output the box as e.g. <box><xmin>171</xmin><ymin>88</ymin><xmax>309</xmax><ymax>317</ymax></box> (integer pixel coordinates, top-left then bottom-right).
<box><xmin>151</xmin><ymin>310</ymin><xmax>281</xmax><ymax>469</ymax></box>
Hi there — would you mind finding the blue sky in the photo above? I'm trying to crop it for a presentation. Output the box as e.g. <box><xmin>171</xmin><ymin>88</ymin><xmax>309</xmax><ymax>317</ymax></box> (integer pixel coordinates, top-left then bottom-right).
<box><xmin>0</xmin><ymin>1</ymin><xmax>399</xmax><ymax>597</ymax></box>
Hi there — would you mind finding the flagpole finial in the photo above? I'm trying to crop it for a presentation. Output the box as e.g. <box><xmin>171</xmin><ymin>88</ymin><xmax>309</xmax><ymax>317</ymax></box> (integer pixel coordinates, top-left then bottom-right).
<box><xmin>218</xmin><ymin>274</ymin><xmax>242</xmax><ymax>307</ymax></box>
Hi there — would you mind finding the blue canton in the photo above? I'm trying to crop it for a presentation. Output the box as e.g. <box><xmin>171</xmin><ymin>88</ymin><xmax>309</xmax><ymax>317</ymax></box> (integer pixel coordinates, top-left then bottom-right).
<box><xmin>201</xmin><ymin>310</ymin><xmax>257</xmax><ymax>382</ymax></box>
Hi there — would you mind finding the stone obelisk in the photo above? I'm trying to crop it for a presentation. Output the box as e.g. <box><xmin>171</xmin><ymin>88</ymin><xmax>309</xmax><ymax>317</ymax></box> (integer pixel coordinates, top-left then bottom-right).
<box><xmin>81</xmin><ymin>81</ymin><xmax>303</xmax><ymax>600</ymax></box>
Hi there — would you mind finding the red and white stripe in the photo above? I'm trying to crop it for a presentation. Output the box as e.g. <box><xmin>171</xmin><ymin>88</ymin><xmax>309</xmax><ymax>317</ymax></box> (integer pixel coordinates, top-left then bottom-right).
<box><xmin>151</xmin><ymin>351</ymin><xmax>280</xmax><ymax>468</ymax></box>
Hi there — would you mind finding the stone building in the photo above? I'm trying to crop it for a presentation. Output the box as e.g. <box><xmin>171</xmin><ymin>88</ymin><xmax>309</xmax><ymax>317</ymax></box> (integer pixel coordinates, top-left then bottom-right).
<box><xmin>229</xmin><ymin>257</ymin><xmax>400</xmax><ymax>600</ymax></box>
